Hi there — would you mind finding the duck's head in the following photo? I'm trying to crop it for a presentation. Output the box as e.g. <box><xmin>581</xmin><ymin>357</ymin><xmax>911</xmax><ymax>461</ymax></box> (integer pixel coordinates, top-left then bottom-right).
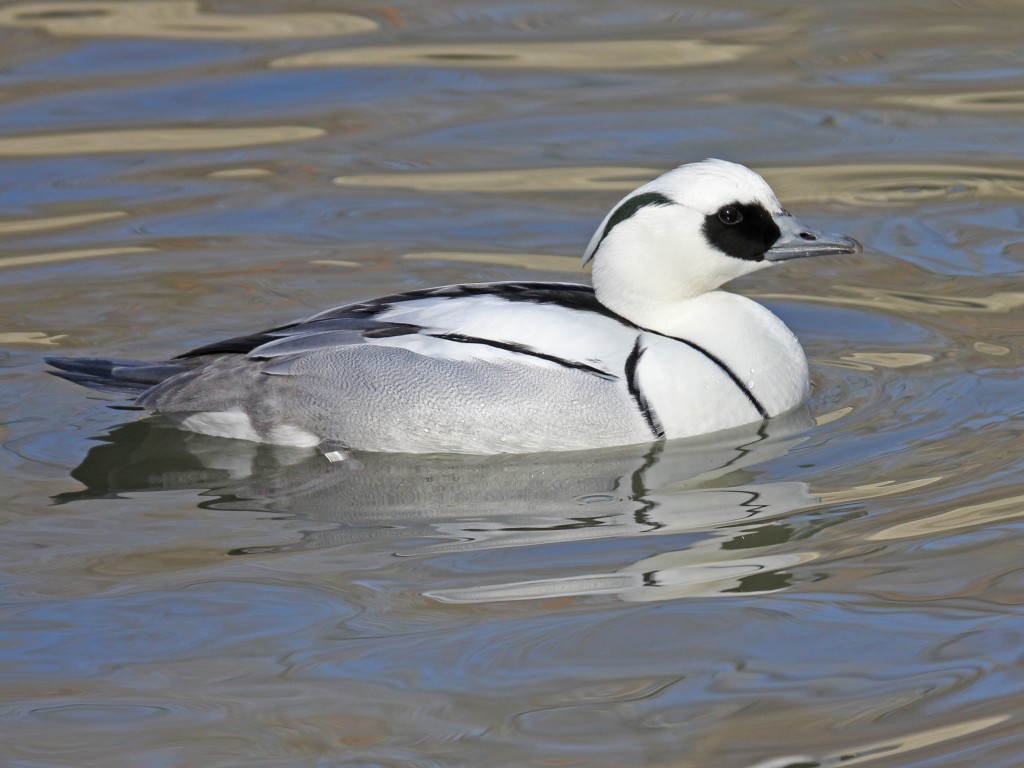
<box><xmin>583</xmin><ymin>159</ymin><xmax>860</xmax><ymax>326</ymax></box>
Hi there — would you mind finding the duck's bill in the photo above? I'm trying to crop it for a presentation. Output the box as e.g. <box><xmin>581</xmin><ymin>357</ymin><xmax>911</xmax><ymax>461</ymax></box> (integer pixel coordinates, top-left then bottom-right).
<box><xmin>764</xmin><ymin>214</ymin><xmax>862</xmax><ymax>262</ymax></box>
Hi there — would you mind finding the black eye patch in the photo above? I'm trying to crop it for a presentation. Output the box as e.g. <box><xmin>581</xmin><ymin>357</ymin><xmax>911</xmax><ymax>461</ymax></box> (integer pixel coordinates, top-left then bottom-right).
<box><xmin>702</xmin><ymin>201</ymin><xmax>781</xmax><ymax>262</ymax></box>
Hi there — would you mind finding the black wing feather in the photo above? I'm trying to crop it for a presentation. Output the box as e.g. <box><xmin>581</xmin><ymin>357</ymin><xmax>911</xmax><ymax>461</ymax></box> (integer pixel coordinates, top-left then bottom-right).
<box><xmin>175</xmin><ymin>282</ymin><xmax>613</xmax><ymax>360</ymax></box>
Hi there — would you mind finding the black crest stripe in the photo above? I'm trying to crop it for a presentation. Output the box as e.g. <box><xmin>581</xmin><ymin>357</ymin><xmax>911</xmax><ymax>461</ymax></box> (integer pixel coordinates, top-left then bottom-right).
<box><xmin>585</xmin><ymin>192</ymin><xmax>674</xmax><ymax>263</ymax></box>
<box><xmin>625</xmin><ymin>338</ymin><xmax>665</xmax><ymax>439</ymax></box>
<box><xmin>429</xmin><ymin>332</ymin><xmax>617</xmax><ymax>381</ymax></box>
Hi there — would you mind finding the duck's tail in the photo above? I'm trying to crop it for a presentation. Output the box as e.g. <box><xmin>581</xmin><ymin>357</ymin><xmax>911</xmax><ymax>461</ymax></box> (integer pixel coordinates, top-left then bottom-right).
<box><xmin>45</xmin><ymin>357</ymin><xmax>189</xmax><ymax>397</ymax></box>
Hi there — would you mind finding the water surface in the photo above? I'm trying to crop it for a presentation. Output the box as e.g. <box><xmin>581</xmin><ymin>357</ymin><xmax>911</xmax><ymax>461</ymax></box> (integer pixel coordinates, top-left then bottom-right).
<box><xmin>3</xmin><ymin>1</ymin><xmax>1024</xmax><ymax>766</ymax></box>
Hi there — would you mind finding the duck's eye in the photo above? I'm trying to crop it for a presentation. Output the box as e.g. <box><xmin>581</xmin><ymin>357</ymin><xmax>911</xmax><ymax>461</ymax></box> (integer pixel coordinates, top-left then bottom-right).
<box><xmin>718</xmin><ymin>206</ymin><xmax>743</xmax><ymax>225</ymax></box>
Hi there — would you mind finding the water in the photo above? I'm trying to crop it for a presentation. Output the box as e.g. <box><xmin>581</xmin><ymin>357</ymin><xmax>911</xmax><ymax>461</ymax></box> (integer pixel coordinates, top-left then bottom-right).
<box><xmin>3</xmin><ymin>1</ymin><xmax>1024</xmax><ymax>765</ymax></box>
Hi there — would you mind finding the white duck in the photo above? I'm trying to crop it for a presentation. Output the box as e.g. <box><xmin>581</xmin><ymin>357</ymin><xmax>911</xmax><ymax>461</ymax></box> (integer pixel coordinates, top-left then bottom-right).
<box><xmin>48</xmin><ymin>159</ymin><xmax>860</xmax><ymax>454</ymax></box>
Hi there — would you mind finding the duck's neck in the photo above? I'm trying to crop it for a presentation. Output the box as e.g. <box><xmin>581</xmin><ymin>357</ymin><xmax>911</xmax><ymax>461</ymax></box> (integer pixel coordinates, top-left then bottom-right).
<box><xmin>589</xmin><ymin>232</ymin><xmax>768</xmax><ymax>336</ymax></box>
<box><xmin>596</xmin><ymin>284</ymin><xmax>752</xmax><ymax>338</ymax></box>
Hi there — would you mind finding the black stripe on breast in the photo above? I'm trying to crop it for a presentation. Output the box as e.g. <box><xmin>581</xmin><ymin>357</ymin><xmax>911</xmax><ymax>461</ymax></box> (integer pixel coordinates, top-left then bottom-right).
<box><xmin>625</xmin><ymin>338</ymin><xmax>665</xmax><ymax>439</ymax></box>
<box><xmin>659</xmin><ymin>333</ymin><xmax>770</xmax><ymax>420</ymax></box>
<box><xmin>429</xmin><ymin>332</ymin><xmax>617</xmax><ymax>381</ymax></box>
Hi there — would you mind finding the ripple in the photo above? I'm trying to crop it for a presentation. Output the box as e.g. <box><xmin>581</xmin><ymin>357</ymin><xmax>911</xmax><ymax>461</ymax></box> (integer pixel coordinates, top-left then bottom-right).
<box><xmin>766</xmin><ymin>286</ymin><xmax>1024</xmax><ymax>315</ymax></box>
<box><xmin>972</xmin><ymin>341</ymin><xmax>1011</xmax><ymax>357</ymax></box>
<box><xmin>28</xmin><ymin>702</ymin><xmax>169</xmax><ymax>725</ymax></box>
<box><xmin>764</xmin><ymin>163</ymin><xmax>1024</xmax><ymax>205</ymax></box>
<box><xmin>0</xmin><ymin>1</ymin><xmax>377</xmax><ymax>39</ymax></box>
<box><xmin>273</xmin><ymin>39</ymin><xmax>757</xmax><ymax>71</ymax></box>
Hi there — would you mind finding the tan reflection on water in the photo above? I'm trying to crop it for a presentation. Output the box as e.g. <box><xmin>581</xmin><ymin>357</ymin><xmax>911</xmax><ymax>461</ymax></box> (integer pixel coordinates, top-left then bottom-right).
<box><xmin>0</xmin><ymin>331</ymin><xmax>67</xmax><ymax>345</ymax></box>
<box><xmin>0</xmin><ymin>126</ymin><xmax>324</xmax><ymax>156</ymax></box>
<box><xmin>206</xmin><ymin>168</ymin><xmax>274</xmax><ymax>179</ymax></box>
<box><xmin>973</xmin><ymin>341</ymin><xmax>1011</xmax><ymax>356</ymax></box>
<box><xmin>0</xmin><ymin>211</ymin><xmax>126</xmax><ymax>234</ymax></box>
<box><xmin>869</xmin><ymin>491</ymin><xmax>1024</xmax><ymax>541</ymax></box>
<box><xmin>309</xmin><ymin>259</ymin><xmax>361</xmax><ymax>268</ymax></box>
<box><xmin>334</xmin><ymin>163</ymin><xmax>1024</xmax><ymax>205</ymax></box>
<box><xmin>883</xmin><ymin>90</ymin><xmax>1024</xmax><ymax>114</ymax></box>
<box><xmin>836</xmin><ymin>351</ymin><xmax>934</xmax><ymax>371</ymax></box>
<box><xmin>814</xmin><ymin>406</ymin><xmax>853</xmax><ymax>426</ymax></box>
<box><xmin>0</xmin><ymin>246</ymin><xmax>154</xmax><ymax>270</ymax></box>
<box><xmin>816</xmin><ymin>478</ymin><xmax>942</xmax><ymax>505</ymax></box>
<box><xmin>273</xmin><ymin>39</ymin><xmax>757</xmax><ymax>71</ymax></box>
<box><xmin>0</xmin><ymin>1</ymin><xmax>376</xmax><ymax>39</ymax></box>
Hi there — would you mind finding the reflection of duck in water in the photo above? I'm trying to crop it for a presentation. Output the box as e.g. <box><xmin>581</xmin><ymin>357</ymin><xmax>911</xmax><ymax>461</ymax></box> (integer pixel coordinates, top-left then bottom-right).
<box><xmin>56</xmin><ymin>412</ymin><xmax>820</xmax><ymax>602</ymax></box>
<box><xmin>48</xmin><ymin>160</ymin><xmax>859</xmax><ymax>454</ymax></box>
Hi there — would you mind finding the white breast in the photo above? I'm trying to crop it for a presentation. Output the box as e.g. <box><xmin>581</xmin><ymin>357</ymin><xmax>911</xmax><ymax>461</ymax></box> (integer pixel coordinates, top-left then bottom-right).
<box><xmin>635</xmin><ymin>292</ymin><xmax>809</xmax><ymax>438</ymax></box>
